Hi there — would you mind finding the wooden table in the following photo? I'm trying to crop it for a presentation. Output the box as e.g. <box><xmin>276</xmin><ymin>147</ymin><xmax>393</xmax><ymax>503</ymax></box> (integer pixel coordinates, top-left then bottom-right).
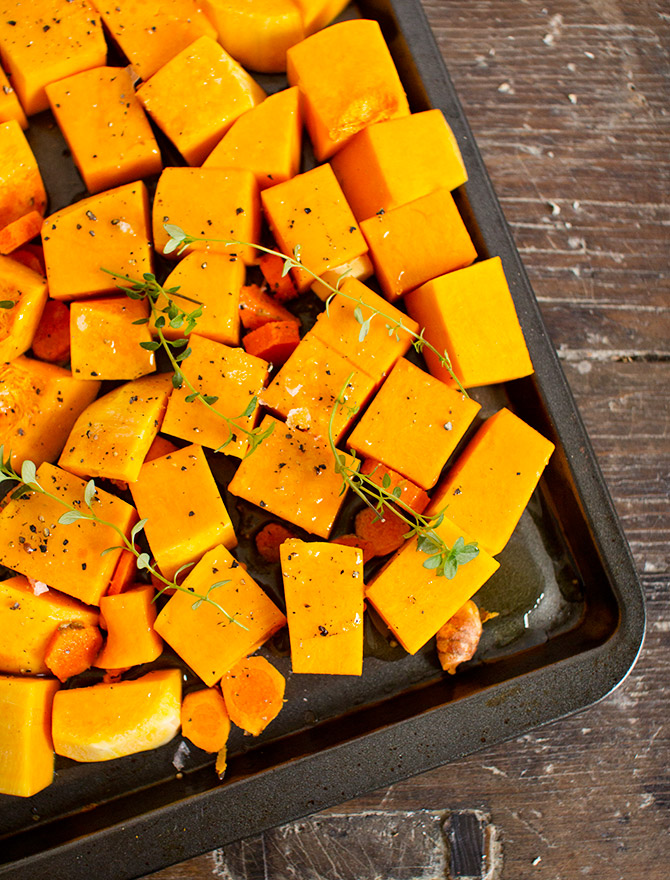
<box><xmin>146</xmin><ymin>1</ymin><xmax>669</xmax><ymax>877</ymax></box>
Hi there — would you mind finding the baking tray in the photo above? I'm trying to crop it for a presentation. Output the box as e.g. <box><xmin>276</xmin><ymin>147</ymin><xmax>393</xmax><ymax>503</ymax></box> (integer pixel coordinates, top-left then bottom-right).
<box><xmin>0</xmin><ymin>0</ymin><xmax>645</xmax><ymax>877</ymax></box>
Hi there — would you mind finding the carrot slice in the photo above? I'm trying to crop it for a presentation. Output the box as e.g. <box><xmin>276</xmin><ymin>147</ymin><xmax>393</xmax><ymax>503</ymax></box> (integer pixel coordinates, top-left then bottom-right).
<box><xmin>243</xmin><ymin>320</ymin><xmax>300</xmax><ymax>366</ymax></box>
<box><xmin>0</xmin><ymin>210</ymin><xmax>43</xmax><ymax>254</ymax></box>
<box><xmin>221</xmin><ymin>655</ymin><xmax>285</xmax><ymax>736</ymax></box>
<box><xmin>435</xmin><ymin>600</ymin><xmax>483</xmax><ymax>674</ymax></box>
<box><xmin>331</xmin><ymin>533</ymin><xmax>375</xmax><ymax>564</ymax></box>
<box><xmin>239</xmin><ymin>283</ymin><xmax>300</xmax><ymax>331</ymax></box>
<box><xmin>44</xmin><ymin>621</ymin><xmax>104</xmax><ymax>682</ymax></box>
<box><xmin>259</xmin><ymin>251</ymin><xmax>298</xmax><ymax>303</ymax></box>
<box><xmin>181</xmin><ymin>687</ymin><xmax>231</xmax><ymax>753</ymax></box>
<box><xmin>30</xmin><ymin>300</ymin><xmax>71</xmax><ymax>363</ymax></box>
<box><xmin>254</xmin><ymin>521</ymin><xmax>299</xmax><ymax>563</ymax></box>
<box><xmin>106</xmin><ymin>549</ymin><xmax>138</xmax><ymax>596</ymax></box>
<box><xmin>354</xmin><ymin>507</ymin><xmax>408</xmax><ymax>557</ymax></box>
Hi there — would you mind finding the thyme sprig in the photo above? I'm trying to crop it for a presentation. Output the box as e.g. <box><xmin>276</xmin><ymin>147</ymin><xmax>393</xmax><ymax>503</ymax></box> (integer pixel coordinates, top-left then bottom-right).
<box><xmin>0</xmin><ymin>450</ymin><xmax>245</xmax><ymax>625</ymax></box>
<box><xmin>326</xmin><ymin>381</ymin><xmax>478</xmax><ymax>579</ymax></box>
<box><xmin>0</xmin><ymin>300</ymin><xmax>15</xmax><ymax>309</ymax></box>
<box><xmin>163</xmin><ymin>225</ymin><xmax>468</xmax><ymax>396</ymax></box>
<box><xmin>103</xmin><ymin>269</ymin><xmax>274</xmax><ymax>457</ymax></box>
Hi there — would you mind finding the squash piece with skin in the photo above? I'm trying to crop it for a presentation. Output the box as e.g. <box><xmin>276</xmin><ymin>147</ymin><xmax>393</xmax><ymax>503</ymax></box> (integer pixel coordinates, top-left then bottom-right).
<box><xmin>280</xmin><ymin>539</ymin><xmax>365</xmax><ymax>675</ymax></box>
<box><xmin>286</xmin><ymin>19</ymin><xmax>410</xmax><ymax>161</ymax></box>
<box><xmin>204</xmin><ymin>86</ymin><xmax>302</xmax><ymax>190</ymax></box>
<box><xmin>0</xmin><ymin>253</ymin><xmax>48</xmax><ymax>363</ymax></box>
<box><xmin>0</xmin><ymin>462</ymin><xmax>137</xmax><ymax>607</ymax></box>
<box><xmin>95</xmin><ymin>585</ymin><xmax>163</xmax><ymax>669</ymax></box>
<box><xmin>59</xmin><ymin>372</ymin><xmax>173</xmax><ymax>483</ymax></box>
<box><xmin>52</xmin><ymin>668</ymin><xmax>182</xmax><ymax>762</ymax></box>
<box><xmin>136</xmin><ymin>36</ymin><xmax>266</xmax><ymax>166</ymax></box>
<box><xmin>0</xmin><ymin>356</ymin><xmax>100</xmax><ymax>469</ymax></box>
<box><xmin>0</xmin><ymin>675</ymin><xmax>60</xmax><ymax>797</ymax></box>
<box><xmin>0</xmin><ymin>575</ymin><xmax>100</xmax><ymax>676</ymax></box>
<box><xmin>41</xmin><ymin>181</ymin><xmax>153</xmax><ymax>301</ymax></box>
<box><xmin>154</xmin><ymin>545</ymin><xmax>287</xmax><ymax>687</ymax></box>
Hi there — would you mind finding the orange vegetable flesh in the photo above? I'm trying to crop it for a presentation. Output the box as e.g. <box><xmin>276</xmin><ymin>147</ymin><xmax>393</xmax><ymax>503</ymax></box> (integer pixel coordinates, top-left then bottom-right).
<box><xmin>44</xmin><ymin>622</ymin><xmax>103</xmax><ymax>682</ymax></box>
<box><xmin>259</xmin><ymin>252</ymin><xmax>298</xmax><ymax>303</ymax></box>
<box><xmin>242</xmin><ymin>320</ymin><xmax>301</xmax><ymax>367</ymax></box>
<box><xmin>354</xmin><ymin>507</ymin><xmax>408</xmax><ymax>558</ymax></box>
<box><xmin>181</xmin><ymin>687</ymin><xmax>230</xmax><ymax>753</ymax></box>
<box><xmin>95</xmin><ymin>585</ymin><xmax>163</xmax><ymax>670</ymax></box>
<box><xmin>239</xmin><ymin>283</ymin><xmax>300</xmax><ymax>331</ymax></box>
<box><xmin>221</xmin><ymin>655</ymin><xmax>286</xmax><ymax>735</ymax></box>
<box><xmin>254</xmin><ymin>521</ymin><xmax>299</xmax><ymax>564</ymax></box>
<box><xmin>0</xmin><ymin>252</ymin><xmax>48</xmax><ymax>363</ymax></box>
<box><xmin>106</xmin><ymin>549</ymin><xmax>138</xmax><ymax>597</ymax></box>
<box><xmin>0</xmin><ymin>209</ymin><xmax>43</xmax><ymax>254</ymax></box>
<box><xmin>30</xmin><ymin>299</ymin><xmax>71</xmax><ymax>364</ymax></box>
<box><xmin>9</xmin><ymin>243</ymin><xmax>45</xmax><ymax>275</ymax></box>
<box><xmin>359</xmin><ymin>459</ymin><xmax>430</xmax><ymax>514</ymax></box>
<box><xmin>436</xmin><ymin>600</ymin><xmax>483</xmax><ymax>674</ymax></box>
<box><xmin>330</xmin><ymin>534</ymin><xmax>376</xmax><ymax>565</ymax></box>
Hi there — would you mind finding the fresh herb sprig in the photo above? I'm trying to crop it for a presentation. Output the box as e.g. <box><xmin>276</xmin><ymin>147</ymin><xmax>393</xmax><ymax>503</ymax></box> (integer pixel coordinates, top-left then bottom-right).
<box><xmin>162</xmin><ymin>225</ymin><xmax>469</xmax><ymax>396</ymax></box>
<box><xmin>0</xmin><ymin>450</ymin><xmax>244</xmax><ymax>625</ymax></box>
<box><xmin>327</xmin><ymin>381</ymin><xmax>478</xmax><ymax>579</ymax></box>
<box><xmin>103</xmin><ymin>269</ymin><xmax>274</xmax><ymax>457</ymax></box>
<box><xmin>0</xmin><ymin>300</ymin><xmax>15</xmax><ymax>309</ymax></box>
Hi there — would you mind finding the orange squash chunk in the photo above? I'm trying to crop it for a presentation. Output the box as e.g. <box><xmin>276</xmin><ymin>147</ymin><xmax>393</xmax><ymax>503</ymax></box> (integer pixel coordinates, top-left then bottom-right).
<box><xmin>129</xmin><ymin>443</ymin><xmax>236</xmax><ymax>581</ymax></box>
<box><xmin>331</xmin><ymin>109</ymin><xmax>467</xmax><ymax>222</ymax></box>
<box><xmin>70</xmin><ymin>295</ymin><xmax>156</xmax><ymax>381</ymax></box>
<box><xmin>0</xmin><ymin>64</ymin><xmax>27</xmax><ymax>128</ymax></box>
<box><xmin>204</xmin><ymin>86</ymin><xmax>302</xmax><ymax>190</ymax></box>
<box><xmin>359</xmin><ymin>459</ymin><xmax>429</xmax><ymax>515</ymax></box>
<box><xmin>0</xmin><ymin>254</ymin><xmax>47</xmax><ymax>362</ymax></box>
<box><xmin>42</xmin><ymin>181</ymin><xmax>153</xmax><ymax>301</ymax></box>
<box><xmin>137</xmin><ymin>35</ymin><xmax>266</xmax><ymax>166</ymax></box>
<box><xmin>0</xmin><ymin>675</ymin><xmax>60</xmax><ymax>796</ymax></box>
<box><xmin>154</xmin><ymin>545</ymin><xmax>286</xmax><ymax>686</ymax></box>
<box><xmin>294</xmin><ymin>0</ymin><xmax>349</xmax><ymax>35</ymax></box>
<box><xmin>308</xmin><ymin>276</ymin><xmax>418</xmax><ymax>385</ymax></box>
<box><xmin>427</xmin><ymin>408</ymin><xmax>555</xmax><ymax>556</ymax></box>
<box><xmin>154</xmin><ymin>252</ymin><xmax>244</xmax><ymax>347</ymax></box>
<box><xmin>95</xmin><ymin>585</ymin><xmax>163</xmax><ymax>669</ymax></box>
<box><xmin>347</xmin><ymin>358</ymin><xmax>481</xmax><ymax>491</ymax></box>
<box><xmin>228</xmin><ymin>414</ymin><xmax>359</xmax><ymax>538</ymax></box>
<box><xmin>153</xmin><ymin>167</ymin><xmax>260</xmax><ymax>265</ymax></box>
<box><xmin>221</xmin><ymin>655</ymin><xmax>285</xmax><ymax>735</ymax></box>
<box><xmin>0</xmin><ymin>574</ymin><xmax>99</xmax><ymax>676</ymax></box>
<box><xmin>405</xmin><ymin>257</ymin><xmax>534</xmax><ymax>388</ymax></box>
<box><xmin>261</xmin><ymin>334</ymin><xmax>376</xmax><ymax>442</ymax></box>
<box><xmin>239</xmin><ymin>283</ymin><xmax>300</xmax><ymax>331</ymax></box>
<box><xmin>0</xmin><ymin>462</ymin><xmax>137</xmax><ymax>606</ymax></box>
<box><xmin>0</xmin><ymin>356</ymin><xmax>99</xmax><ymax>469</ymax></box>
<box><xmin>46</xmin><ymin>67</ymin><xmax>162</xmax><ymax>195</ymax></box>
<box><xmin>286</xmin><ymin>18</ymin><xmax>409</xmax><ymax>161</ymax></box>
<box><xmin>261</xmin><ymin>164</ymin><xmax>368</xmax><ymax>292</ymax></box>
<box><xmin>161</xmin><ymin>334</ymin><xmax>268</xmax><ymax>458</ymax></box>
<box><xmin>93</xmin><ymin>0</ymin><xmax>217</xmax><ymax>81</ymax></box>
<box><xmin>310</xmin><ymin>253</ymin><xmax>374</xmax><ymax>301</ymax></box>
<box><xmin>52</xmin><ymin>668</ymin><xmax>182</xmax><ymax>762</ymax></box>
<box><xmin>0</xmin><ymin>121</ymin><xmax>47</xmax><ymax>232</ymax></box>
<box><xmin>280</xmin><ymin>538</ymin><xmax>364</xmax><ymax>675</ymax></box>
<box><xmin>0</xmin><ymin>0</ymin><xmax>106</xmax><ymax>116</ymax></box>
<box><xmin>204</xmin><ymin>0</ymin><xmax>305</xmax><ymax>74</ymax></box>
<box><xmin>360</xmin><ymin>187</ymin><xmax>477</xmax><ymax>302</ymax></box>
<box><xmin>59</xmin><ymin>372</ymin><xmax>173</xmax><ymax>482</ymax></box>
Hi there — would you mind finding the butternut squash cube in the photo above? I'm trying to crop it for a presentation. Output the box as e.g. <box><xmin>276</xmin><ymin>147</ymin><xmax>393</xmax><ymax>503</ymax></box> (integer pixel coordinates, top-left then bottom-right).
<box><xmin>280</xmin><ymin>539</ymin><xmax>364</xmax><ymax>675</ymax></box>
<box><xmin>294</xmin><ymin>0</ymin><xmax>349</xmax><ymax>35</ymax></box>
<box><xmin>0</xmin><ymin>64</ymin><xmax>27</xmax><ymax>128</ymax></box>
<box><xmin>204</xmin><ymin>86</ymin><xmax>302</xmax><ymax>190</ymax></box>
<box><xmin>261</xmin><ymin>164</ymin><xmax>368</xmax><ymax>293</ymax></box>
<box><xmin>261</xmin><ymin>334</ymin><xmax>376</xmax><ymax>442</ymax></box>
<box><xmin>161</xmin><ymin>334</ymin><xmax>268</xmax><ymax>458</ymax></box>
<box><xmin>42</xmin><ymin>181</ymin><xmax>153</xmax><ymax>301</ymax></box>
<box><xmin>153</xmin><ymin>253</ymin><xmax>244</xmax><ymax>347</ymax></box>
<box><xmin>360</xmin><ymin>187</ymin><xmax>477</xmax><ymax>302</ymax></box>
<box><xmin>0</xmin><ymin>675</ymin><xmax>60</xmax><ymax>796</ymax></box>
<box><xmin>347</xmin><ymin>358</ymin><xmax>481</xmax><ymax>491</ymax></box>
<box><xmin>70</xmin><ymin>295</ymin><xmax>156</xmax><ymax>381</ymax></box>
<box><xmin>308</xmin><ymin>276</ymin><xmax>418</xmax><ymax>385</ymax></box>
<box><xmin>0</xmin><ymin>120</ymin><xmax>47</xmax><ymax>232</ymax></box>
<box><xmin>59</xmin><ymin>372</ymin><xmax>173</xmax><ymax>482</ymax></box>
<box><xmin>427</xmin><ymin>408</ymin><xmax>555</xmax><ymax>556</ymax></box>
<box><xmin>93</xmin><ymin>0</ymin><xmax>217</xmax><ymax>81</ymax></box>
<box><xmin>95</xmin><ymin>585</ymin><xmax>163</xmax><ymax>669</ymax></box>
<box><xmin>286</xmin><ymin>19</ymin><xmax>409</xmax><ymax>161</ymax></box>
<box><xmin>153</xmin><ymin>167</ymin><xmax>260</xmax><ymax>265</ymax></box>
<box><xmin>0</xmin><ymin>0</ymin><xmax>106</xmax><ymax>116</ymax></box>
<box><xmin>331</xmin><ymin>109</ymin><xmax>467</xmax><ymax>222</ymax></box>
<box><xmin>204</xmin><ymin>0</ymin><xmax>305</xmax><ymax>73</ymax></box>
<box><xmin>0</xmin><ymin>575</ymin><xmax>99</xmax><ymax>675</ymax></box>
<box><xmin>228</xmin><ymin>414</ymin><xmax>359</xmax><ymax>538</ymax></box>
<box><xmin>154</xmin><ymin>545</ymin><xmax>286</xmax><ymax>686</ymax></box>
<box><xmin>46</xmin><ymin>67</ymin><xmax>162</xmax><ymax>195</ymax></box>
<box><xmin>365</xmin><ymin>517</ymin><xmax>499</xmax><ymax>655</ymax></box>
<box><xmin>404</xmin><ymin>257</ymin><xmax>534</xmax><ymax>388</ymax></box>
<box><xmin>129</xmin><ymin>443</ymin><xmax>236</xmax><ymax>581</ymax></box>
<box><xmin>52</xmin><ymin>668</ymin><xmax>182</xmax><ymax>761</ymax></box>
<box><xmin>0</xmin><ymin>356</ymin><xmax>100</xmax><ymax>469</ymax></box>
<box><xmin>136</xmin><ymin>35</ymin><xmax>266</xmax><ymax>166</ymax></box>
<box><xmin>0</xmin><ymin>253</ymin><xmax>48</xmax><ymax>363</ymax></box>
<box><xmin>310</xmin><ymin>253</ymin><xmax>374</xmax><ymax>301</ymax></box>
<box><xmin>0</xmin><ymin>462</ymin><xmax>137</xmax><ymax>606</ymax></box>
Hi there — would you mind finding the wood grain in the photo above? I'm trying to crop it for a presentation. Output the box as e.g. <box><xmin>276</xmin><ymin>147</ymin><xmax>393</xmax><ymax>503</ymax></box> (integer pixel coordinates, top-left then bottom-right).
<box><xmin>143</xmin><ymin>1</ymin><xmax>669</xmax><ymax>878</ymax></box>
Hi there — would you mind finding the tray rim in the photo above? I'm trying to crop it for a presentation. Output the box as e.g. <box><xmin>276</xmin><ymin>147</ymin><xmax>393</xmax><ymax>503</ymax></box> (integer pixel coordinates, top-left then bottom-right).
<box><xmin>0</xmin><ymin>0</ymin><xmax>646</xmax><ymax>876</ymax></box>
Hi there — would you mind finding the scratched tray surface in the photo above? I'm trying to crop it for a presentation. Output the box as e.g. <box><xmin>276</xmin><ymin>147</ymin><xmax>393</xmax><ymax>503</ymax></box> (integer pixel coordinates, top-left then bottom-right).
<box><xmin>0</xmin><ymin>0</ymin><xmax>644</xmax><ymax>877</ymax></box>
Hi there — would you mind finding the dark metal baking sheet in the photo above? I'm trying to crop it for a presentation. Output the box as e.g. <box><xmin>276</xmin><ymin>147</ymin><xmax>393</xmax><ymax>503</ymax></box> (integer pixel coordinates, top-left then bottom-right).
<box><xmin>0</xmin><ymin>0</ymin><xmax>645</xmax><ymax>876</ymax></box>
